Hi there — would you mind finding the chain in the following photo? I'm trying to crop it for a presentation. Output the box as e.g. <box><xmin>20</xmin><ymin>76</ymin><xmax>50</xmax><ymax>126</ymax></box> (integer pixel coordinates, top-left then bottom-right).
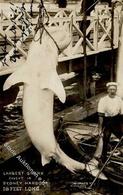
<box><xmin>30</xmin><ymin>0</ymin><xmax>34</xmax><ymax>17</ymax></box>
<box><xmin>34</xmin><ymin>0</ymin><xmax>49</xmax><ymax>44</ymax></box>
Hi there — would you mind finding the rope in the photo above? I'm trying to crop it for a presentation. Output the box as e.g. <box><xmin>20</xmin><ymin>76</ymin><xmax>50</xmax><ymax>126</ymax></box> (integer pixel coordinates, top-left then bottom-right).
<box><xmin>34</xmin><ymin>0</ymin><xmax>47</xmax><ymax>43</ymax></box>
<box><xmin>43</xmin><ymin>25</ymin><xmax>61</xmax><ymax>54</ymax></box>
<box><xmin>33</xmin><ymin>0</ymin><xmax>63</xmax><ymax>53</ymax></box>
<box><xmin>86</xmin><ymin>0</ymin><xmax>99</xmax><ymax>13</ymax></box>
<box><xmin>81</xmin><ymin>0</ymin><xmax>99</xmax><ymax>15</ymax></box>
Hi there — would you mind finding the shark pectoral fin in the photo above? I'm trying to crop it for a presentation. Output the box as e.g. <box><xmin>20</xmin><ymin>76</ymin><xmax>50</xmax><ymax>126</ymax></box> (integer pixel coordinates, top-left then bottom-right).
<box><xmin>50</xmin><ymin>73</ymin><xmax>66</xmax><ymax>103</ymax></box>
<box><xmin>3</xmin><ymin>65</ymin><xmax>30</xmax><ymax>91</ymax></box>
<box><xmin>40</xmin><ymin>71</ymin><xmax>66</xmax><ymax>103</ymax></box>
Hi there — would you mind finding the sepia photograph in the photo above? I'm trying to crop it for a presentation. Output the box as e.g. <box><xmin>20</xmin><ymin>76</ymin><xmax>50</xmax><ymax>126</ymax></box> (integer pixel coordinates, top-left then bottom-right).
<box><xmin>0</xmin><ymin>0</ymin><xmax>123</xmax><ymax>194</ymax></box>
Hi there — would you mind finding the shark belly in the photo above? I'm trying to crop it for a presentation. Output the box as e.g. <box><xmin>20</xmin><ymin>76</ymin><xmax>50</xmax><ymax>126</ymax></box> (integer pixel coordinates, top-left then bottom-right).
<box><xmin>23</xmin><ymin>84</ymin><xmax>57</xmax><ymax>164</ymax></box>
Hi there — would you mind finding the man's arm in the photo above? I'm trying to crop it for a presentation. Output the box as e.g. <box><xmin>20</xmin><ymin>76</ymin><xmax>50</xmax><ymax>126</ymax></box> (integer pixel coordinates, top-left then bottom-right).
<box><xmin>98</xmin><ymin>114</ymin><xmax>104</xmax><ymax>133</ymax></box>
<box><xmin>97</xmin><ymin>98</ymin><xmax>105</xmax><ymax>133</ymax></box>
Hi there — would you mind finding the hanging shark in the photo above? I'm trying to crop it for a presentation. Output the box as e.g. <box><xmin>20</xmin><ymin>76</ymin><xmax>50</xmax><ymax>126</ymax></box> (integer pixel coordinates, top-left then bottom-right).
<box><xmin>3</xmin><ymin>26</ymin><xmax>107</xmax><ymax>179</ymax></box>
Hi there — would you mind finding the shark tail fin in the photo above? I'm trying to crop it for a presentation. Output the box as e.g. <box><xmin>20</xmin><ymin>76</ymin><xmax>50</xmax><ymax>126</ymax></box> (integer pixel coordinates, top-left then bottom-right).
<box><xmin>41</xmin><ymin>155</ymin><xmax>50</xmax><ymax>166</ymax></box>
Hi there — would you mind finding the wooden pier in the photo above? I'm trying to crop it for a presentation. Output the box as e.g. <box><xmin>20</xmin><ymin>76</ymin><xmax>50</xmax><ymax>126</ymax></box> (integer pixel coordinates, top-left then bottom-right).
<box><xmin>0</xmin><ymin>1</ymin><xmax>121</xmax><ymax>163</ymax></box>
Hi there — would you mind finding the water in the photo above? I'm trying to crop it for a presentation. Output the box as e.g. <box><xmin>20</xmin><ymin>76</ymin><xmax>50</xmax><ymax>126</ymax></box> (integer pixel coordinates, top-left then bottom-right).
<box><xmin>0</xmin><ymin>93</ymin><xmax>24</xmax><ymax>144</ymax></box>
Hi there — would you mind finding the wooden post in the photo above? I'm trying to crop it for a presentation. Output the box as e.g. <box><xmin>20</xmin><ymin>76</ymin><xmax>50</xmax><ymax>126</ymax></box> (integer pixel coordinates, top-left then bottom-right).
<box><xmin>111</xmin><ymin>2</ymin><xmax>114</xmax><ymax>81</ymax></box>
<box><xmin>83</xmin><ymin>0</ymin><xmax>87</xmax><ymax>100</ymax></box>
<box><xmin>93</xmin><ymin>12</ymin><xmax>98</xmax><ymax>51</ymax></box>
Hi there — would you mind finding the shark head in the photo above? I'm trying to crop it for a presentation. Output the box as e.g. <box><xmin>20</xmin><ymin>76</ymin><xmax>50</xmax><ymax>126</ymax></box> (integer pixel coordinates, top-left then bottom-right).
<box><xmin>3</xmin><ymin>25</ymin><xmax>71</xmax><ymax>103</ymax></box>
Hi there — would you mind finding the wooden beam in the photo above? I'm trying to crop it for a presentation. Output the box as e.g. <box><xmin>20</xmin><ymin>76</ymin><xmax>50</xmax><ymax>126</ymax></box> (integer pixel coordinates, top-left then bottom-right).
<box><xmin>82</xmin><ymin>0</ymin><xmax>87</xmax><ymax>100</ymax></box>
<box><xmin>73</xmin><ymin>23</ymin><xmax>95</xmax><ymax>51</ymax></box>
<box><xmin>0</xmin><ymin>29</ymin><xmax>27</xmax><ymax>58</ymax></box>
<box><xmin>55</xmin><ymin>92</ymin><xmax>106</xmax><ymax>121</ymax></box>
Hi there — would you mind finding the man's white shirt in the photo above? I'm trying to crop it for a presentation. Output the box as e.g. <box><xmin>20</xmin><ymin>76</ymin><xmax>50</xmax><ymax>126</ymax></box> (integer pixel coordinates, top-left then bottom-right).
<box><xmin>98</xmin><ymin>95</ymin><xmax>123</xmax><ymax>117</ymax></box>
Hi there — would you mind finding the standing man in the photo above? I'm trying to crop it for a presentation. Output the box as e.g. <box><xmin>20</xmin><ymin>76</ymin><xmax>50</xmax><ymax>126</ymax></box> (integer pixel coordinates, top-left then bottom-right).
<box><xmin>97</xmin><ymin>82</ymin><xmax>123</xmax><ymax>163</ymax></box>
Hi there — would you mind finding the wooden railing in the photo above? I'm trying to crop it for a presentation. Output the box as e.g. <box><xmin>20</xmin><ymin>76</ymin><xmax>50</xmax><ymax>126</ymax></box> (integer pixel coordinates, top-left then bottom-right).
<box><xmin>0</xmin><ymin>2</ymin><xmax>121</xmax><ymax>75</ymax></box>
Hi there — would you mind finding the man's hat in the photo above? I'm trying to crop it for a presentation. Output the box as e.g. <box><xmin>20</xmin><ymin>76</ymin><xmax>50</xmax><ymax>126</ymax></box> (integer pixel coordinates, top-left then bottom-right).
<box><xmin>106</xmin><ymin>82</ymin><xmax>118</xmax><ymax>88</ymax></box>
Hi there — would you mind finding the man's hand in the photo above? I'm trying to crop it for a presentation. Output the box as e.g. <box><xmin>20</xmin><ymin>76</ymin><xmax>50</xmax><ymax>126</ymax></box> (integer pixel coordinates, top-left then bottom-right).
<box><xmin>98</xmin><ymin>126</ymin><xmax>104</xmax><ymax>137</ymax></box>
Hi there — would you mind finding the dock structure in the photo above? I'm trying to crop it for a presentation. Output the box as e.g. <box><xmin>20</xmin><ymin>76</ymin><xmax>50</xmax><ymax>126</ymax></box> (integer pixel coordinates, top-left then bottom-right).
<box><xmin>0</xmin><ymin>2</ymin><xmax>121</xmax><ymax>75</ymax></box>
<box><xmin>0</xmin><ymin>1</ymin><xmax>122</xmax><ymax>163</ymax></box>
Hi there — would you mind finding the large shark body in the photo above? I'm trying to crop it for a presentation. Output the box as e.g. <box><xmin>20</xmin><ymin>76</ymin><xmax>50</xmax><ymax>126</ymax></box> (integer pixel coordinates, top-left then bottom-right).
<box><xmin>3</xmin><ymin>26</ymin><xmax>107</xmax><ymax>179</ymax></box>
<box><xmin>3</xmin><ymin>27</ymin><xmax>85</xmax><ymax>172</ymax></box>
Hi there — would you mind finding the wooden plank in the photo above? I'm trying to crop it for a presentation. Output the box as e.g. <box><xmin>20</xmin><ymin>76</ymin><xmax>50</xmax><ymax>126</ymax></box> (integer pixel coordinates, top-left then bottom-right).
<box><xmin>98</xmin><ymin>24</ymin><xmax>111</xmax><ymax>48</ymax></box>
<box><xmin>0</xmin><ymin>45</ymin><xmax>118</xmax><ymax>77</ymax></box>
<box><xmin>55</xmin><ymin>92</ymin><xmax>106</xmax><ymax>121</ymax></box>
<box><xmin>63</xmin><ymin>76</ymin><xmax>78</xmax><ymax>87</ymax></box>
<box><xmin>93</xmin><ymin>20</ymin><xmax>98</xmax><ymax>50</ymax></box>
<box><xmin>0</xmin><ymin>129</ymin><xmax>31</xmax><ymax>163</ymax></box>
<box><xmin>73</xmin><ymin>23</ymin><xmax>95</xmax><ymax>51</ymax></box>
<box><xmin>0</xmin><ymin>46</ymin><xmax>118</xmax><ymax>77</ymax></box>
<box><xmin>58</xmin><ymin>46</ymin><xmax>118</xmax><ymax>62</ymax></box>
<box><xmin>0</xmin><ymin>29</ymin><xmax>28</xmax><ymax>58</ymax></box>
<box><xmin>66</xmin><ymin>123</ymin><xmax>98</xmax><ymax>145</ymax></box>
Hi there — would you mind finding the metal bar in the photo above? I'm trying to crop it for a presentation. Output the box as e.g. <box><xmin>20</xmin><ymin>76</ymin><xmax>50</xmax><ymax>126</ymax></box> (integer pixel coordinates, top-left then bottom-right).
<box><xmin>89</xmin><ymin>136</ymin><xmax>123</xmax><ymax>188</ymax></box>
<box><xmin>110</xmin><ymin>2</ymin><xmax>114</xmax><ymax>81</ymax></box>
